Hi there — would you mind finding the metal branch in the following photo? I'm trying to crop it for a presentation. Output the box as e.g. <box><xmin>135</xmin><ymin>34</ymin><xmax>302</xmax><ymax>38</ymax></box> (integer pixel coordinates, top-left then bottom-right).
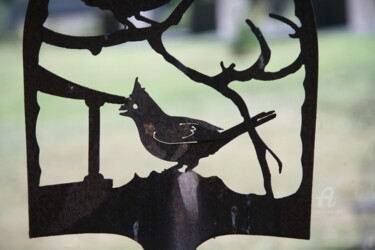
<box><xmin>41</xmin><ymin>0</ymin><xmax>194</xmax><ymax>55</ymax></box>
<box><xmin>254</xmin><ymin>54</ymin><xmax>304</xmax><ymax>81</ymax></box>
<box><xmin>252</xmin><ymin>14</ymin><xmax>304</xmax><ymax>81</ymax></box>
<box><xmin>210</xmin><ymin>19</ymin><xmax>271</xmax><ymax>86</ymax></box>
<box><xmin>148</xmin><ymin>35</ymin><xmax>213</xmax><ymax>86</ymax></box>
<box><xmin>161</xmin><ymin>0</ymin><xmax>194</xmax><ymax>32</ymax></box>
<box><xmin>149</xmin><ymin>18</ymin><xmax>272</xmax><ymax>89</ymax></box>
<box><xmin>35</xmin><ymin>66</ymin><xmax>125</xmax><ymax>104</ymax></box>
<box><xmin>150</xmin><ymin>13</ymin><xmax>304</xmax><ymax>84</ymax></box>
<box><xmin>269</xmin><ymin>13</ymin><xmax>300</xmax><ymax>37</ymax></box>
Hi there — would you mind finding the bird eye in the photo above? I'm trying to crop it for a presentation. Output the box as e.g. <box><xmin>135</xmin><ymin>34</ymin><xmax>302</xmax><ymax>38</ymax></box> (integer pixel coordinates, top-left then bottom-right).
<box><xmin>133</xmin><ymin>104</ymin><xmax>139</xmax><ymax>110</ymax></box>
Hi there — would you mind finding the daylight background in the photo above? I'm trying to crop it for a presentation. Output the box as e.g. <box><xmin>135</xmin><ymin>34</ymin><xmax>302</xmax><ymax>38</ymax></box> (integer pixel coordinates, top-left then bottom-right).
<box><xmin>0</xmin><ymin>0</ymin><xmax>374</xmax><ymax>249</ymax></box>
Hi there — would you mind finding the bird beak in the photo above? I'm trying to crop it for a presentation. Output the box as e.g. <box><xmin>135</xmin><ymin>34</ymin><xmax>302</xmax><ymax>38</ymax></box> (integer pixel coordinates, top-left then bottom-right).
<box><xmin>119</xmin><ymin>104</ymin><xmax>129</xmax><ymax>116</ymax></box>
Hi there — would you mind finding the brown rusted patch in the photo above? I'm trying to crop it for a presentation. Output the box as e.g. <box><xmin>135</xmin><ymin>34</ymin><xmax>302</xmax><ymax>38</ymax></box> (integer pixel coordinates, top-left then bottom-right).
<box><xmin>143</xmin><ymin>123</ymin><xmax>155</xmax><ymax>136</ymax></box>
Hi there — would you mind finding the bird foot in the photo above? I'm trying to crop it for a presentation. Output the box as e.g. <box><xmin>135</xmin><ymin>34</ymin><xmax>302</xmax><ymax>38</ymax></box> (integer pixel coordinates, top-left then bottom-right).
<box><xmin>162</xmin><ymin>165</ymin><xmax>185</xmax><ymax>179</ymax></box>
<box><xmin>162</xmin><ymin>164</ymin><xmax>183</xmax><ymax>174</ymax></box>
<box><xmin>185</xmin><ymin>166</ymin><xmax>194</xmax><ymax>173</ymax></box>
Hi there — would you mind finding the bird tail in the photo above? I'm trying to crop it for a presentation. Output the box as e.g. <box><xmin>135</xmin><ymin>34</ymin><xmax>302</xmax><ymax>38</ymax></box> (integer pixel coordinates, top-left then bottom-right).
<box><xmin>219</xmin><ymin>110</ymin><xmax>276</xmax><ymax>140</ymax></box>
<box><xmin>195</xmin><ymin>111</ymin><xmax>276</xmax><ymax>160</ymax></box>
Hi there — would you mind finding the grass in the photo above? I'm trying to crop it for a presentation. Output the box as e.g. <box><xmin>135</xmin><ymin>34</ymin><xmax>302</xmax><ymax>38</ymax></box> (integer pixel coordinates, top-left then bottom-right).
<box><xmin>0</xmin><ymin>29</ymin><xmax>374</xmax><ymax>250</ymax></box>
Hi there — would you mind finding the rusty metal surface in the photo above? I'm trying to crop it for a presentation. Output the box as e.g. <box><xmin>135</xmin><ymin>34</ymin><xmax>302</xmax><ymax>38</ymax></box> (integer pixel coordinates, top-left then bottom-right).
<box><xmin>119</xmin><ymin>79</ymin><xmax>277</xmax><ymax>172</ymax></box>
<box><xmin>23</xmin><ymin>0</ymin><xmax>318</xmax><ymax>249</ymax></box>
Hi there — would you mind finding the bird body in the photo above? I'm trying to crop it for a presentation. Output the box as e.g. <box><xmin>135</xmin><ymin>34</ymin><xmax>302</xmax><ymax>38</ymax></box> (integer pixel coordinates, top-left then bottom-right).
<box><xmin>81</xmin><ymin>0</ymin><xmax>171</xmax><ymax>27</ymax></box>
<box><xmin>120</xmin><ymin>79</ymin><xmax>276</xmax><ymax>172</ymax></box>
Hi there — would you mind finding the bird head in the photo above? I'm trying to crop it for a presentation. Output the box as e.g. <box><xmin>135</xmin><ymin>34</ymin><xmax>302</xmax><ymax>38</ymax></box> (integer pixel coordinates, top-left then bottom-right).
<box><xmin>119</xmin><ymin>78</ymin><xmax>162</xmax><ymax>118</ymax></box>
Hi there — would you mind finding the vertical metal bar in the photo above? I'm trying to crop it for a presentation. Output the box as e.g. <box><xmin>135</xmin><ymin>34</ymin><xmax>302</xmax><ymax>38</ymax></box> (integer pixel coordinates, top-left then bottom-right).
<box><xmin>88</xmin><ymin>103</ymin><xmax>101</xmax><ymax>177</ymax></box>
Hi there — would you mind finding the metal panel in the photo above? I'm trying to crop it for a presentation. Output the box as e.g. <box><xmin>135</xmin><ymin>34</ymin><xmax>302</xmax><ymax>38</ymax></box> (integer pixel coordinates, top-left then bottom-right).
<box><xmin>23</xmin><ymin>0</ymin><xmax>318</xmax><ymax>249</ymax></box>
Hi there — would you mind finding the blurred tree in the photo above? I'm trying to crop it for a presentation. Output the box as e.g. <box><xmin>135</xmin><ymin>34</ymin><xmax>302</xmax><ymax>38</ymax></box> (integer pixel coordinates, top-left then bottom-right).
<box><xmin>268</xmin><ymin>0</ymin><xmax>289</xmax><ymax>13</ymax></box>
<box><xmin>102</xmin><ymin>11</ymin><xmax>120</xmax><ymax>34</ymax></box>
<box><xmin>1</xmin><ymin>0</ymin><xmax>28</xmax><ymax>39</ymax></box>
<box><xmin>0</xmin><ymin>0</ymin><xmax>10</xmax><ymax>39</ymax></box>
<box><xmin>191</xmin><ymin>0</ymin><xmax>216</xmax><ymax>33</ymax></box>
<box><xmin>0</xmin><ymin>0</ymin><xmax>22</xmax><ymax>3</ymax></box>
<box><xmin>347</xmin><ymin>0</ymin><xmax>375</xmax><ymax>32</ymax></box>
<box><xmin>231</xmin><ymin>24</ymin><xmax>258</xmax><ymax>54</ymax></box>
<box><xmin>312</xmin><ymin>0</ymin><xmax>347</xmax><ymax>28</ymax></box>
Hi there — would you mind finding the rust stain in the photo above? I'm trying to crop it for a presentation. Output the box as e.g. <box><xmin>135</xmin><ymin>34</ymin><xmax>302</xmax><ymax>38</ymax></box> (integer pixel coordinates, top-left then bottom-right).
<box><xmin>143</xmin><ymin>123</ymin><xmax>155</xmax><ymax>136</ymax></box>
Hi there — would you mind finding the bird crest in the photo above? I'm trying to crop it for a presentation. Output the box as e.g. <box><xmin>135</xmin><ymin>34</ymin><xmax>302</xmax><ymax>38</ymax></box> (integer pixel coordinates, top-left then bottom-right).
<box><xmin>119</xmin><ymin>78</ymin><xmax>163</xmax><ymax>118</ymax></box>
<box><xmin>133</xmin><ymin>77</ymin><xmax>145</xmax><ymax>94</ymax></box>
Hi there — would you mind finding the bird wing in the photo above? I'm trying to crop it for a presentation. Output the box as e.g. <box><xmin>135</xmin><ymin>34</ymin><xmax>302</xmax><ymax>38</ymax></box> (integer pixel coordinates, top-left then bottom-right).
<box><xmin>152</xmin><ymin>119</ymin><xmax>222</xmax><ymax>145</ymax></box>
<box><xmin>185</xmin><ymin>118</ymin><xmax>223</xmax><ymax>132</ymax></box>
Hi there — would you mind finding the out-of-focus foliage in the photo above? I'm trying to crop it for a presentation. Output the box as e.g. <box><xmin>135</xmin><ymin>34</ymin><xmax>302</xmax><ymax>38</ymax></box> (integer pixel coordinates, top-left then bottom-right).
<box><xmin>0</xmin><ymin>1</ymin><xmax>9</xmax><ymax>38</ymax></box>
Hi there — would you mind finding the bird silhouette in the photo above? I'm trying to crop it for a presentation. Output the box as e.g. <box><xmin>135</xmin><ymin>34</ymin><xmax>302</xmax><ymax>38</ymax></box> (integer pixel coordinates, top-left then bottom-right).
<box><xmin>119</xmin><ymin>78</ymin><xmax>277</xmax><ymax>172</ymax></box>
<box><xmin>81</xmin><ymin>0</ymin><xmax>171</xmax><ymax>28</ymax></box>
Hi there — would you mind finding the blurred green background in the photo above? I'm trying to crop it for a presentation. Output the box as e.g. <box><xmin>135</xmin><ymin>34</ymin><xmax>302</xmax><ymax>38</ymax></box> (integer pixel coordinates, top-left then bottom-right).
<box><xmin>0</xmin><ymin>0</ymin><xmax>374</xmax><ymax>249</ymax></box>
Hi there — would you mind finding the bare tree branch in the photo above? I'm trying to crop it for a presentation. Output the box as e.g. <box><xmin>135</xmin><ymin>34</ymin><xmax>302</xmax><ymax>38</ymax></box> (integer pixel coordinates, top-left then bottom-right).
<box><xmin>148</xmin><ymin>35</ymin><xmax>213</xmax><ymax>86</ymax></box>
<box><xmin>148</xmin><ymin>18</ymin><xmax>272</xmax><ymax>90</ymax></box>
<box><xmin>269</xmin><ymin>13</ymin><xmax>300</xmax><ymax>38</ymax></box>
<box><xmin>254</xmin><ymin>54</ymin><xmax>304</xmax><ymax>80</ymax></box>
<box><xmin>211</xmin><ymin>19</ymin><xmax>271</xmax><ymax>86</ymax></box>
<box><xmin>34</xmin><ymin>66</ymin><xmax>125</xmax><ymax>104</ymax></box>
<box><xmin>41</xmin><ymin>0</ymin><xmax>194</xmax><ymax>55</ymax></box>
<box><xmin>149</xmin><ymin>15</ymin><xmax>304</xmax><ymax>87</ymax></box>
<box><xmin>253</xmin><ymin>14</ymin><xmax>304</xmax><ymax>80</ymax></box>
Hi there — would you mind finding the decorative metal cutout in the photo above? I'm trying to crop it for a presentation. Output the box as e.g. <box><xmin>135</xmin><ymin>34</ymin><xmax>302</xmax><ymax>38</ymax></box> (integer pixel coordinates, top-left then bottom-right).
<box><xmin>23</xmin><ymin>0</ymin><xmax>318</xmax><ymax>249</ymax></box>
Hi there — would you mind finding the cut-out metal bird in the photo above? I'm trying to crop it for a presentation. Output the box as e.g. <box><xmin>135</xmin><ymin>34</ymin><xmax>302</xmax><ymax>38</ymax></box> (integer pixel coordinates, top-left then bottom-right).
<box><xmin>119</xmin><ymin>79</ymin><xmax>277</xmax><ymax>172</ymax></box>
<box><xmin>81</xmin><ymin>0</ymin><xmax>171</xmax><ymax>28</ymax></box>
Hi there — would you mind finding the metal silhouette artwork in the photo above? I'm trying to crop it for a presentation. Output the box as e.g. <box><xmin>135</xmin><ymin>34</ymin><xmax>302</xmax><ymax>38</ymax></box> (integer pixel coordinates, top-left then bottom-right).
<box><xmin>23</xmin><ymin>0</ymin><xmax>318</xmax><ymax>249</ymax></box>
<box><xmin>119</xmin><ymin>79</ymin><xmax>277</xmax><ymax>173</ymax></box>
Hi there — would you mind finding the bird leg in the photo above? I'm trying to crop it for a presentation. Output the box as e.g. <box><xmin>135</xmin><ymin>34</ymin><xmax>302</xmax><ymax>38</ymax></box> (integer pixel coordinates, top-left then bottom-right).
<box><xmin>124</xmin><ymin>19</ymin><xmax>137</xmax><ymax>29</ymax></box>
<box><xmin>116</xmin><ymin>15</ymin><xmax>137</xmax><ymax>30</ymax></box>
<box><xmin>168</xmin><ymin>163</ymin><xmax>184</xmax><ymax>172</ymax></box>
<box><xmin>185</xmin><ymin>161</ymin><xmax>199</xmax><ymax>173</ymax></box>
<box><xmin>135</xmin><ymin>13</ymin><xmax>160</xmax><ymax>26</ymax></box>
<box><xmin>185</xmin><ymin>166</ymin><xmax>194</xmax><ymax>173</ymax></box>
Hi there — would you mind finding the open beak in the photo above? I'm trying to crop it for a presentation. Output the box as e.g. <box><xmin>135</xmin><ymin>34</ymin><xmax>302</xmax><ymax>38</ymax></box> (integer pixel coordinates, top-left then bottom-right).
<box><xmin>119</xmin><ymin>104</ymin><xmax>129</xmax><ymax>116</ymax></box>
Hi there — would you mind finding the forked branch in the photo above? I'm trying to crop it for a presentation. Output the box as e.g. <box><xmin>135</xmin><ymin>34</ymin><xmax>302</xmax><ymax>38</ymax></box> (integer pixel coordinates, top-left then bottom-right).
<box><xmin>148</xmin><ymin>18</ymin><xmax>272</xmax><ymax>90</ymax></box>
<box><xmin>149</xmin><ymin>14</ymin><xmax>304</xmax><ymax>89</ymax></box>
<box><xmin>253</xmin><ymin>14</ymin><xmax>304</xmax><ymax>80</ymax></box>
<box><xmin>41</xmin><ymin>0</ymin><xmax>194</xmax><ymax>55</ymax></box>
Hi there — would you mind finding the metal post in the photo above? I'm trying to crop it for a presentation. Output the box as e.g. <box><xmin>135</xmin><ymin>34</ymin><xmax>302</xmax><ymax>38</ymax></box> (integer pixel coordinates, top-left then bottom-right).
<box><xmin>88</xmin><ymin>104</ymin><xmax>100</xmax><ymax>177</ymax></box>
